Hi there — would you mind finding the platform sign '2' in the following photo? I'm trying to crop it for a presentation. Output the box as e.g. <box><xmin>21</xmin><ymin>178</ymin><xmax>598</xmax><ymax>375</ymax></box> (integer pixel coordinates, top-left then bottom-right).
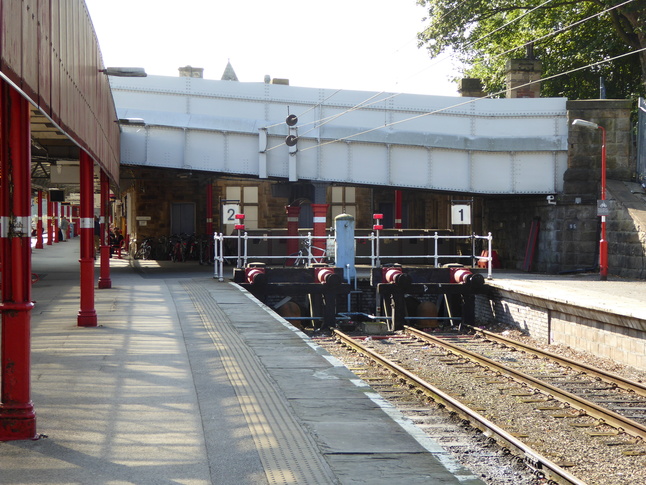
<box><xmin>451</xmin><ymin>204</ymin><xmax>471</xmax><ymax>225</ymax></box>
<box><xmin>222</xmin><ymin>204</ymin><xmax>241</xmax><ymax>225</ymax></box>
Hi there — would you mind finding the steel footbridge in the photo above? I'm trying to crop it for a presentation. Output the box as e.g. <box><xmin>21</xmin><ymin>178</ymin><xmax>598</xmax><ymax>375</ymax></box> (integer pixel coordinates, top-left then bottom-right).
<box><xmin>111</xmin><ymin>75</ymin><xmax>568</xmax><ymax>194</ymax></box>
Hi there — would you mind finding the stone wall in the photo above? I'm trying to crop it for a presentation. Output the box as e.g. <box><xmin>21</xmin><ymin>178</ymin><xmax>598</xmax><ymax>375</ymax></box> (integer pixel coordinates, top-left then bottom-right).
<box><xmin>483</xmin><ymin>197</ymin><xmax>599</xmax><ymax>273</ymax></box>
<box><xmin>475</xmin><ymin>293</ymin><xmax>646</xmax><ymax>371</ymax></box>
<box><xmin>566</xmin><ymin>99</ymin><xmax>633</xmax><ymax>197</ymax></box>
<box><xmin>605</xmin><ymin>181</ymin><xmax>646</xmax><ymax>279</ymax></box>
<box><xmin>482</xmin><ymin>99</ymin><xmax>646</xmax><ymax>277</ymax></box>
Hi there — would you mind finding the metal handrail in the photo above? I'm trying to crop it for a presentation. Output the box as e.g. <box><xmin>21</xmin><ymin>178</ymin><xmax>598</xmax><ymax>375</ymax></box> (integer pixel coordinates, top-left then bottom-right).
<box><xmin>212</xmin><ymin>231</ymin><xmax>494</xmax><ymax>281</ymax></box>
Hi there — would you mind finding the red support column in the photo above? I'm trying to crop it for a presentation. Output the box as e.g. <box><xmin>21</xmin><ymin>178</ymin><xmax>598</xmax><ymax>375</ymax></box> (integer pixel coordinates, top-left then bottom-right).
<box><xmin>53</xmin><ymin>202</ymin><xmax>59</xmax><ymax>243</ymax></box>
<box><xmin>65</xmin><ymin>205</ymin><xmax>71</xmax><ymax>240</ymax></box>
<box><xmin>394</xmin><ymin>190</ymin><xmax>402</xmax><ymax>229</ymax></box>
<box><xmin>46</xmin><ymin>193</ymin><xmax>53</xmax><ymax>245</ymax></box>
<box><xmin>285</xmin><ymin>205</ymin><xmax>301</xmax><ymax>262</ymax></box>
<box><xmin>72</xmin><ymin>205</ymin><xmax>79</xmax><ymax>237</ymax></box>
<box><xmin>206</xmin><ymin>182</ymin><xmax>213</xmax><ymax>235</ymax></box>
<box><xmin>35</xmin><ymin>190</ymin><xmax>44</xmax><ymax>249</ymax></box>
<box><xmin>311</xmin><ymin>204</ymin><xmax>329</xmax><ymax>259</ymax></box>
<box><xmin>98</xmin><ymin>171</ymin><xmax>111</xmax><ymax>289</ymax></box>
<box><xmin>78</xmin><ymin>151</ymin><xmax>97</xmax><ymax>326</ymax></box>
<box><xmin>0</xmin><ymin>82</ymin><xmax>37</xmax><ymax>441</ymax></box>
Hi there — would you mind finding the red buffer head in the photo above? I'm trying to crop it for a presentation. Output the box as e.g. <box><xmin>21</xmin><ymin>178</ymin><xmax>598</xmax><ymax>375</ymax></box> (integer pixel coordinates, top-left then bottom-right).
<box><xmin>315</xmin><ymin>267</ymin><xmax>342</xmax><ymax>286</ymax></box>
<box><xmin>245</xmin><ymin>266</ymin><xmax>267</xmax><ymax>285</ymax></box>
<box><xmin>450</xmin><ymin>267</ymin><xmax>485</xmax><ymax>288</ymax></box>
<box><xmin>382</xmin><ymin>266</ymin><xmax>412</xmax><ymax>287</ymax></box>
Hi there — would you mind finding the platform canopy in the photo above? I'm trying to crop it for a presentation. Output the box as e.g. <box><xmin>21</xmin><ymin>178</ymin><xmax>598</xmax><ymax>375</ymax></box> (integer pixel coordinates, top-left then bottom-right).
<box><xmin>0</xmin><ymin>0</ymin><xmax>120</xmax><ymax>184</ymax></box>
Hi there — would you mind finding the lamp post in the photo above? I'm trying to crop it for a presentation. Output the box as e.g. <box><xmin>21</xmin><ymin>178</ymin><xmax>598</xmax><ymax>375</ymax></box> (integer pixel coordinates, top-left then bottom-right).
<box><xmin>572</xmin><ymin>118</ymin><xmax>607</xmax><ymax>280</ymax></box>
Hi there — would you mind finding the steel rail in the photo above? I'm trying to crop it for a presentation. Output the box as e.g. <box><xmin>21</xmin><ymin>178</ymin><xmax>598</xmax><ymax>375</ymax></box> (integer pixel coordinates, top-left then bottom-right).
<box><xmin>333</xmin><ymin>329</ymin><xmax>587</xmax><ymax>485</ymax></box>
<box><xmin>404</xmin><ymin>326</ymin><xmax>646</xmax><ymax>441</ymax></box>
<box><xmin>466</xmin><ymin>325</ymin><xmax>646</xmax><ymax>397</ymax></box>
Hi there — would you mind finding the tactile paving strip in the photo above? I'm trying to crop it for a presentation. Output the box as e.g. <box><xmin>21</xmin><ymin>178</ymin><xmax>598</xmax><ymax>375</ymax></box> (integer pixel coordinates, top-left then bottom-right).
<box><xmin>182</xmin><ymin>281</ymin><xmax>337</xmax><ymax>485</ymax></box>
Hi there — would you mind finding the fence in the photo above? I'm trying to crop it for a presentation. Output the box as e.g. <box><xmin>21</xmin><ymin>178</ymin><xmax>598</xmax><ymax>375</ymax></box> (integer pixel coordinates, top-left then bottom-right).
<box><xmin>212</xmin><ymin>231</ymin><xmax>493</xmax><ymax>281</ymax></box>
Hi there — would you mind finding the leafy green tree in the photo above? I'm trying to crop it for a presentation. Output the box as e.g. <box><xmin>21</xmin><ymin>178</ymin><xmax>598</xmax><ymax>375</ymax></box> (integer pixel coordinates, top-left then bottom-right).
<box><xmin>417</xmin><ymin>0</ymin><xmax>646</xmax><ymax>99</ymax></box>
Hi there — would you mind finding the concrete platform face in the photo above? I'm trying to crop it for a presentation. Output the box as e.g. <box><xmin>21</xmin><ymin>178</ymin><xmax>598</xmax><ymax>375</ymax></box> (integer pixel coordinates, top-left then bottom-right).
<box><xmin>0</xmin><ymin>239</ymin><xmax>484</xmax><ymax>485</ymax></box>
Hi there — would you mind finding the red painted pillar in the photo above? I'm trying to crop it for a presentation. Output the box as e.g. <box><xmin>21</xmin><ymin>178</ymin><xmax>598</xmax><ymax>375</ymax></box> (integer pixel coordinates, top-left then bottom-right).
<box><xmin>53</xmin><ymin>202</ymin><xmax>59</xmax><ymax>243</ymax></box>
<box><xmin>78</xmin><ymin>151</ymin><xmax>97</xmax><ymax>326</ymax></box>
<box><xmin>35</xmin><ymin>190</ymin><xmax>44</xmax><ymax>249</ymax></box>
<box><xmin>98</xmin><ymin>171</ymin><xmax>111</xmax><ymax>289</ymax></box>
<box><xmin>46</xmin><ymin>193</ymin><xmax>53</xmax><ymax>245</ymax></box>
<box><xmin>311</xmin><ymin>204</ymin><xmax>329</xmax><ymax>259</ymax></box>
<box><xmin>0</xmin><ymin>82</ymin><xmax>37</xmax><ymax>441</ymax></box>
<box><xmin>65</xmin><ymin>205</ymin><xmax>71</xmax><ymax>239</ymax></box>
<box><xmin>206</xmin><ymin>182</ymin><xmax>213</xmax><ymax>235</ymax></box>
<box><xmin>72</xmin><ymin>205</ymin><xmax>79</xmax><ymax>237</ymax></box>
<box><xmin>394</xmin><ymin>190</ymin><xmax>402</xmax><ymax>229</ymax></box>
<box><xmin>285</xmin><ymin>205</ymin><xmax>301</xmax><ymax>260</ymax></box>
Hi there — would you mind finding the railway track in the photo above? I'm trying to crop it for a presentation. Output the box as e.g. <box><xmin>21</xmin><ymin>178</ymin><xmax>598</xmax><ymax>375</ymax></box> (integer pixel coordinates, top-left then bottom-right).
<box><xmin>404</xmin><ymin>326</ymin><xmax>646</xmax><ymax>440</ymax></box>
<box><xmin>326</xmin><ymin>328</ymin><xmax>646</xmax><ymax>485</ymax></box>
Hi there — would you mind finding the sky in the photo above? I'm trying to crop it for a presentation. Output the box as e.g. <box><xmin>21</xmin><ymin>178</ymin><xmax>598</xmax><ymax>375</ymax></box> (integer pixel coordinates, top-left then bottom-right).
<box><xmin>84</xmin><ymin>0</ymin><xmax>462</xmax><ymax>97</ymax></box>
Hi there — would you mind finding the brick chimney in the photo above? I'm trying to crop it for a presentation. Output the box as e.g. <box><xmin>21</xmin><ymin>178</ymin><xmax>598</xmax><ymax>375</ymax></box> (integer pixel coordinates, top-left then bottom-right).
<box><xmin>458</xmin><ymin>78</ymin><xmax>485</xmax><ymax>97</ymax></box>
<box><xmin>505</xmin><ymin>58</ymin><xmax>542</xmax><ymax>98</ymax></box>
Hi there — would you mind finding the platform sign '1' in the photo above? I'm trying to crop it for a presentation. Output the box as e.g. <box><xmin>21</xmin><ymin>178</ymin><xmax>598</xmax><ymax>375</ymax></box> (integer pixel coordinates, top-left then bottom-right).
<box><xmin>451</xmin><ymin>204</ymin><xmax>471</xmax><ymax>225</ymax></box>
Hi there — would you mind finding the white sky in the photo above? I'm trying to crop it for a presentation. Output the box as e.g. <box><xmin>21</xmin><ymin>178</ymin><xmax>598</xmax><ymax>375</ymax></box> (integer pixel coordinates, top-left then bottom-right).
<box><xmin>84</xmin><ymin>0</ymin><xmax>461</xmax><ymax>96</ymax></box>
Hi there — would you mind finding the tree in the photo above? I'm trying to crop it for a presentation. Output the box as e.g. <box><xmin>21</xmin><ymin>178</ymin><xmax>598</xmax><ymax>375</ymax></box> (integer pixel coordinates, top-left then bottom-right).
<box><xmin>417</xmin><ymin>0</ymin><xmax>646</xmax><ymax>99</ymax></box>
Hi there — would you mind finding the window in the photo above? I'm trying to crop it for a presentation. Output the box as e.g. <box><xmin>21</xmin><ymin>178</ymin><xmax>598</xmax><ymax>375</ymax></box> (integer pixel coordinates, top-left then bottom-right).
<box><xmin>330</xmin><ymin>186</ymin><xmax>356</xmax><ymax>219</ymax></box>
<box><xmin>226</xmin><ymin>186</ymin><xmax>259</xmax><ymax>229</ymax></box>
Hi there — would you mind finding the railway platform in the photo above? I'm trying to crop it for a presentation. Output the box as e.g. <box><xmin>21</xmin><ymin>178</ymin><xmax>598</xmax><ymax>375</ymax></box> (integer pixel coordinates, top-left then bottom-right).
<box><xmin>0</xmin><ymin>238</ymin><xmax>485</xmax><ymax>485</ymax></box>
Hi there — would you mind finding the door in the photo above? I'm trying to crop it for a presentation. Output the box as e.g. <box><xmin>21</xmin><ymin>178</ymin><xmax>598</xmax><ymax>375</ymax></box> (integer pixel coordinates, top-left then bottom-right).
<box><xmin>171</xmin><ymin>203</ymin><xmax>195</xmax><ymax>234</ymax></box>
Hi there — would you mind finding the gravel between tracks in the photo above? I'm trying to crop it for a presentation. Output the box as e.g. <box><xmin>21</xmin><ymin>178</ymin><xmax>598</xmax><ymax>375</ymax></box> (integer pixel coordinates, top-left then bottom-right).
<box><xmin>319</xmin><ymin>328</ymin><xmax>646</xmax><ymax>485</ymax></box>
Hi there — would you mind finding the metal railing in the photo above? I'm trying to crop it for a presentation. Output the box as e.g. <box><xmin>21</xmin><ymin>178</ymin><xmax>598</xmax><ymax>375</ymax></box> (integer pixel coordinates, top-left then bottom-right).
<box><xmin>212</xmin><ymin>231</ymin><xmax>494</xmax><ymax>281</ymax></box>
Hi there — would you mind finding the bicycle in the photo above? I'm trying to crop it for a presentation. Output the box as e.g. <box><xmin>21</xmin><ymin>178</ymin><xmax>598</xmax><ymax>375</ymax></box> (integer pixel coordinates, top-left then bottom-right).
<box><xmin>198</xmin><ymin>235</ymin><xmax>215</xmax><ymax>265</ymax></box>
<box><xmin>284</xmin><ymin>239</ymin><xmax>329</xmax><ymax>267</ymax></box>
<box><xmin>168</xmin><ymin>234</ymin><xmax>184</xmax><ymax>262</ymax></box>
<box><xmin>134</xmin><ymin>237</ymin><xmax>153</xmax><ymax>260</ymax></box>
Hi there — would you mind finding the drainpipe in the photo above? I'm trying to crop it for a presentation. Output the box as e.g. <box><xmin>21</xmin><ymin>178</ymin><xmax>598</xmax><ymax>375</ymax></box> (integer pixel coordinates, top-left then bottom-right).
<box><xmin>206</xmin><ymin>183</ymin><xmax>213</xmax><ymax>235</ymax></box>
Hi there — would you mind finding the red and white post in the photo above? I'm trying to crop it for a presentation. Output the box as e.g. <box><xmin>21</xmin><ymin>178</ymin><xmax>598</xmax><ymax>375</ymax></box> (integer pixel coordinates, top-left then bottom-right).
<box><xmin>394</xmin><ymin>190</ymin><xmax>402</xmax><ymax>229</ymax></box>
<box><xmin>311</xmin><ymin>204</ymin><xmax>328</xmax><ymax>260</ymax></box>
<box><xmin>285</xmin><ymin>205</ymin><xmax>301</xmax><ymax>264</ymax></box>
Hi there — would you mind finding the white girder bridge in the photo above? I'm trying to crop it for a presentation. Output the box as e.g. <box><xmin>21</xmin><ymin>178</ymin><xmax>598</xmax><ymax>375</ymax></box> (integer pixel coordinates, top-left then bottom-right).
<box><xmin>111</xmin><ymin>75</ymin><xmax>568</xmax><ymax>195</ymax></box>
